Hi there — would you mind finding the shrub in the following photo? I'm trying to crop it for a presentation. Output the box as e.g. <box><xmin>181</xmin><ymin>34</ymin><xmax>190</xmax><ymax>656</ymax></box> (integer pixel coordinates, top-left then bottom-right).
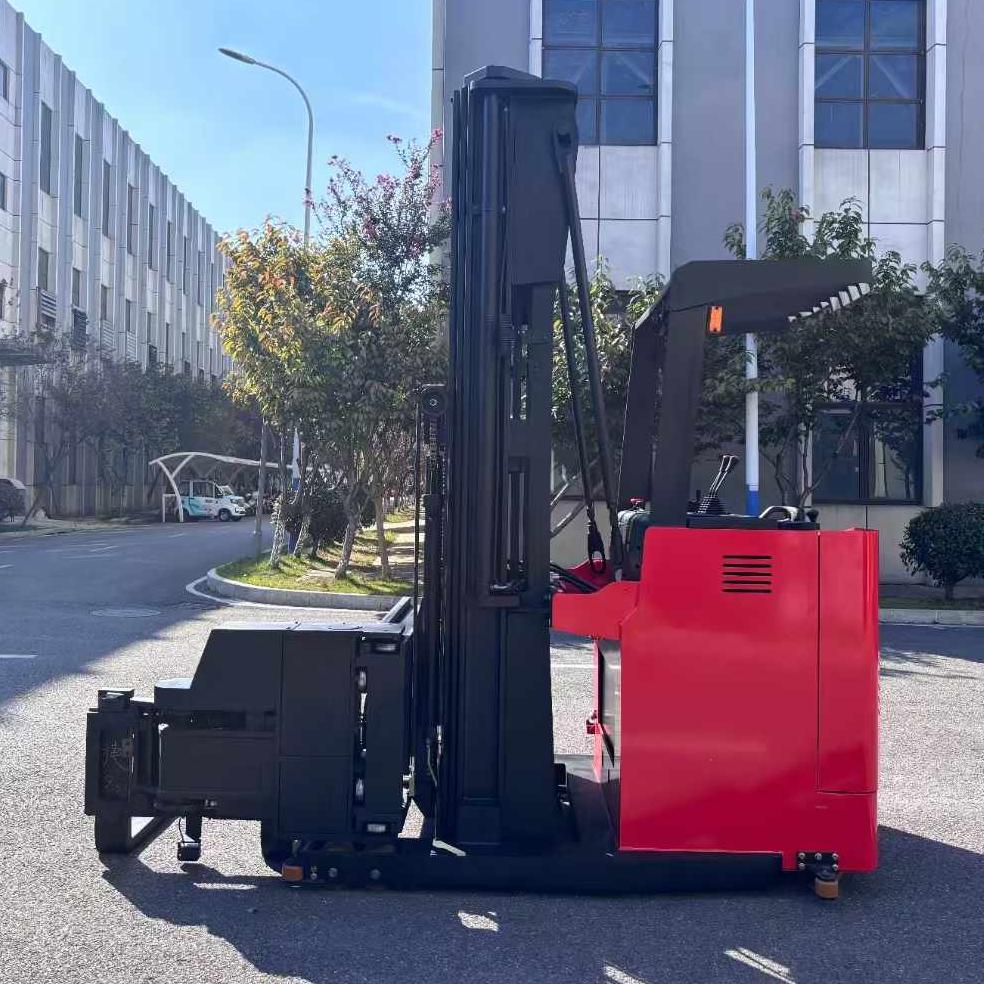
<box><xmin>308</xmin><ymin>485</ymin><xmax>348</xmax><ymax>555</ymax></box>
<box><xmin>0</xmin><ymin>483</ymin><xmax>25</xmax><ymax>523</ymax></box>
<box><xmin>901</xmin><ymin>503</ymin><xmax>984</xmax><ymax>599</ymax></box>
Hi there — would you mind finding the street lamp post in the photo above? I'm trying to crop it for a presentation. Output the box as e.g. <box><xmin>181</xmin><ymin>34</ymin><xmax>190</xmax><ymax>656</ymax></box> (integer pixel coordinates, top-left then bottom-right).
<box><xmin>219</xmin><ymin>47</ymin><xmax>315</xmax><ymax>557</ymax></box>
<box><xmin>219</xmin><ymin>47</ymin><xmax>314</xmax><ymax>244</ymax></box>
<box><xmin>744</xmin><ymin>0</ymin><xmax>760</xmax><ymax>517</ymax></box>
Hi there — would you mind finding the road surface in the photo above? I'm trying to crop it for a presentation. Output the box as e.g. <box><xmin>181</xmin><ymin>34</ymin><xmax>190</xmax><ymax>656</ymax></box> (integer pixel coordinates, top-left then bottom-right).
<box><xmin>0</xmin><ymin>524</ymin><xmax>982</xmax><ymax>983</ymax></box>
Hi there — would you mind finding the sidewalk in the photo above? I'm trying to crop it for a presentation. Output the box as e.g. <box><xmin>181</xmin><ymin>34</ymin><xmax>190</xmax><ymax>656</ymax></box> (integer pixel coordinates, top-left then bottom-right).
<box><xmin>0</xmin><ymin>514</ymin><xmax>157</xmax><ymax>541</ymax></box>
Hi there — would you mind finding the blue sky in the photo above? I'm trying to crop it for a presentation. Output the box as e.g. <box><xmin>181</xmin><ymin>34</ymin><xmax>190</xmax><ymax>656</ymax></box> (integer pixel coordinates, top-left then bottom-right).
<box><xmin>14</xmin><ymin>0</ymin><xmax>432</xmax><ymax>234</ymax></box>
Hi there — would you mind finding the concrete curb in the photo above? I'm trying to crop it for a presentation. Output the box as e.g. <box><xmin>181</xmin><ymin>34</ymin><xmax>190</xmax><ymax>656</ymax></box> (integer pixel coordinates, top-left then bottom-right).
<box><xmin>206</xmin><ymin>567</ymin><xmax>399</xmax><ymax>611</ymax></box>
<box><xmin>880</xmin><ymin>607</ymin><xmax>984</xmax><ymax>626</ymax></box>
<box><xmin>205</xmin><ymin>571</ymin><xmax>984</xmax><ymax>624</ymax></box>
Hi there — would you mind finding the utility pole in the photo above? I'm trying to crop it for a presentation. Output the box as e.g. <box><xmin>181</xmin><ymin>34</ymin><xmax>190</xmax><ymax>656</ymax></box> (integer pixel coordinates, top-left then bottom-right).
<box><xmin>744</xmin><ymin>0</ymin><xmax>760</xmax><ymax>517</ymax></box>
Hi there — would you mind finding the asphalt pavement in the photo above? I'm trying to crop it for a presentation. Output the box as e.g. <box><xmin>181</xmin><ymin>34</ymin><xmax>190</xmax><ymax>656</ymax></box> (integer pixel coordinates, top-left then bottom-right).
<box><xmin>0</xmin><ymin>525</ymin><xmax>982</xmax><ymax>983</ymax></box>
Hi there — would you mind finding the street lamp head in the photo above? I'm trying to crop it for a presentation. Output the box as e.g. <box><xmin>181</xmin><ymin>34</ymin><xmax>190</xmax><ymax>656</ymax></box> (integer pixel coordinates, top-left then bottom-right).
<box><xmin>219</xmin><ymin>47</ymin><xmax>257</xmax><ymax>65</ymax></box>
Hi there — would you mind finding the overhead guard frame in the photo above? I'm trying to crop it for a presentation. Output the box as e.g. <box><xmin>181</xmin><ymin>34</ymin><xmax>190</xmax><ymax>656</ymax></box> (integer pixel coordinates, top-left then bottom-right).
<box><xmin>617</xmin><ymin>258</ymin><xmax>874</xmax><ymax>526</ymax></box>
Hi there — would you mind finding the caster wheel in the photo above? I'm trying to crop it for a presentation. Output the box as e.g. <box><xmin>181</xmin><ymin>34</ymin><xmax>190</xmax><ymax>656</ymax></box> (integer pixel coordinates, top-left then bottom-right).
<box><xmin>814</xmin><ymin>876</ymin><xmax>839</xmax><ymax>900</ymax></box>
<box><xmin>177</xmin><ymin>842</ymin><xmax>201</xmax><ymax>863</ymax></box>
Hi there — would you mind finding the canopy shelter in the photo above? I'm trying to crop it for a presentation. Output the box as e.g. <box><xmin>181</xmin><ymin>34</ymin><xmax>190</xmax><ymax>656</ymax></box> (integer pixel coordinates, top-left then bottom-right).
<box><xmin>150</xmin><ymin>452</ymin><xmax>277</xmax><ymax>523</ymax></box>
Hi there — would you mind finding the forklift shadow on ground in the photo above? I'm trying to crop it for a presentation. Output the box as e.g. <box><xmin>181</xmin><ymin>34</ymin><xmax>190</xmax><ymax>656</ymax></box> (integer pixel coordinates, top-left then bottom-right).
<box><xmin>98</xmin><ymin>827</ymin><xmax>983</xmax><ymax>984</ymax></box>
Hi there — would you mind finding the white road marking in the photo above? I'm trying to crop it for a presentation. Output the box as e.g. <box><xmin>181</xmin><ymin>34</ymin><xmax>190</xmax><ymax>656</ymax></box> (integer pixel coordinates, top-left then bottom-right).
<box><xmin>0</xmin><ymin>654</ymin><xmax>37</xmax><ymax>660</ymax></box>
<box><xmin>0</xmin><ymin>564</ymin><xmax>11</xmax><ymax>570</ymax></box>
<box><xmin>88</xmin><ymin>545</ymin><xmax>119</xmax><ymax>553</ymax></box>
<box><xmin>168</xmin><ymin>533</ymin><xmax>187</xmax><ymax>538</ymax></box>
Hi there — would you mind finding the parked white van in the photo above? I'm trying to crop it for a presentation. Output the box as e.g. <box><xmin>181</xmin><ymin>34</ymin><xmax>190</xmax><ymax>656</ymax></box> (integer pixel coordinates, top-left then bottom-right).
<box><xmin>177</xmin><ymin>480</ymin><xmax>247</xmax><ymax>522</ymax></box>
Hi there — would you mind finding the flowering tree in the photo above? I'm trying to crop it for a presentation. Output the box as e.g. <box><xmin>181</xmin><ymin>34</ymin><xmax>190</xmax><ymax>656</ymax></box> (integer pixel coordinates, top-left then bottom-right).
<box><xmin>216</xmin><ymin>133</ymin><xmax>449</xmax><ymax>575</ymax></box>
<box><xmin>314</xmin><ymin>132</ymin><xmax>449</xmax><ymax>576</ymax></box>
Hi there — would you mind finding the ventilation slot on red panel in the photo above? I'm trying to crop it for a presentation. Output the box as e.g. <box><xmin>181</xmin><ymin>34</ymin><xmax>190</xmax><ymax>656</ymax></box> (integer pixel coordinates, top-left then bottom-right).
<box><xmin>722</xmin><ymin>555</ymin><xmax>773</xmax><ymax>594</ymax></box>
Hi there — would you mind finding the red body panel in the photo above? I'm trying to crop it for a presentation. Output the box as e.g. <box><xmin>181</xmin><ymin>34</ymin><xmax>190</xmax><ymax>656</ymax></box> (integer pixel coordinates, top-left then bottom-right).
<box><xmin>552</xmin><ymin>526</ymin><xmax>879</xmax><ymax>873</ymax></box>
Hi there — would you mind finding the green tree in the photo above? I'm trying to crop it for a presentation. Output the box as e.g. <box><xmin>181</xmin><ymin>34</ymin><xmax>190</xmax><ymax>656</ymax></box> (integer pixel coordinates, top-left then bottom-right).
<box><xmin>216</xmin><ymin>220</ymin><xmax>326</xmax><ymax>562</ymax></box>
<box><xmin>0</xmin><ymin>335</ymin><xmax>115</xmax><ymax>522</ymax></box>
<box><xmin>724</xmin><ymin>188</ymin><xmax>937</xmax><ymax>505</ymax></box>
<box><xmin>316</xmin><ymin>134</ymin><xmax>449</xmax><ymax>576</ymax></box>
<box><xmin>924</xmin><ymin>246</ymin><xmax>984</xmax><ymax>455</ymax></box>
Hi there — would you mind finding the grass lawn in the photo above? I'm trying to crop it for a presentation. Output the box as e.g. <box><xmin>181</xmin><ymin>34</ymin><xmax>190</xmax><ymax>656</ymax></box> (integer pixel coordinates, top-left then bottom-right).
<box><xmin>218</xmin><ymin>528</ymin><xmax>413</xmax><ymax>597</ymax></box>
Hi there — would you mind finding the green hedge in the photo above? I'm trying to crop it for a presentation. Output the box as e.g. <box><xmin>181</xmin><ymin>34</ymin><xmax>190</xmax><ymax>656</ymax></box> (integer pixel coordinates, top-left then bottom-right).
<box><xmin>901</xmin><ymin>503</ymin><xmax>984</xmax><ymax>599</ymax></box>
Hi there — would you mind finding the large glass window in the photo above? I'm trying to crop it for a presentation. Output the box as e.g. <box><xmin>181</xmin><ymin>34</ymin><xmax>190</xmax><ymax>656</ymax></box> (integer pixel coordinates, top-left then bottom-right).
<box><xmin>73</xmin><ymin>135</ymin><xmax>85</xmax><ymax>218</ymax></box>
<box><xmin>39</xmin><ymin>102</ymin><xmax>53</xmax><ymax>194</ymax></box>
<box><xmin>543</xmin><ymin>0</ymin><xmax>658</xmax><ymax>145</ymax></box>
<box><xmin>101</xmin><ymin>162</ymin><xmax>112</xmax><ymax>237</ymax></box>
<box><xmin>126</xmin><ymin>184</ymin><xmax>137</xmax><ymax>255</ymax></box>
<box><xmin>815</xmin><ymin>0</ymin><xmax>925</xmax><ymax>149</ymax></box>
<box><xmin>813</xmin><ymin>403</ymin><xmax>923</xmax><ymax>503</ymax></box>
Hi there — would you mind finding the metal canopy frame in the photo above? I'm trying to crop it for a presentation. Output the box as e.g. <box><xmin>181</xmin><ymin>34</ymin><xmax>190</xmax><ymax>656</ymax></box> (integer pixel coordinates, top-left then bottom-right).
<box><xmin>617</xmin><ymin>258</ymin><xmax>874</xmax><ymax>526</ymax></box>
<box><xmin>150</xmin><ymin>452</ymin><xmax>276</xmax><ymax>522</ymax></box>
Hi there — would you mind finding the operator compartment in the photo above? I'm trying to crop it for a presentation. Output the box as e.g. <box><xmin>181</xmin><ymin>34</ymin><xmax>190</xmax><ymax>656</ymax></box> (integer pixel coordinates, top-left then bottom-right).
<box><xmin>556</xmin><ymin>523</ymin><xmax>879</xmax><ymax>874</ymax></box>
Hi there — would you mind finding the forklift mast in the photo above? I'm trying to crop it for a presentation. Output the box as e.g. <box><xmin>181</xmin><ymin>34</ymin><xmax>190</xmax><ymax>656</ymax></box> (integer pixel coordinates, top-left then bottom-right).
<box><xmin>431</xmin><ymin>67</ymin><xmax>577</xmax><ymax>846</ymax></box>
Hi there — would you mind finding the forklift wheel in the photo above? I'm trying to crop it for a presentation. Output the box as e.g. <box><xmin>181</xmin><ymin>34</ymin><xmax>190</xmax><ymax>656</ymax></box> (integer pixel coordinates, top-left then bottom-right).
<box><xmin>260</xmin><ymin>822</ymin><xmax>292</xmax><ymax>873</ymax></box>
<box><xmin>94</xmin><ymin>814</ymin><xmax>132</xmax><ymax>854</ymax></box>
<box><xmin>814</xmin><ymin>876</ymin><xmax>840</xmax><ymax>900</ymax></box>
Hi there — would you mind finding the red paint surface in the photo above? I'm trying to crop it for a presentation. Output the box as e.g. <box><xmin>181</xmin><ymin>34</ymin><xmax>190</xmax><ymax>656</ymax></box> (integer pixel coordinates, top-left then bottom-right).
<box><xmin>551</xmin><ymin>526</ymin><xmax>879</xmax><ymax>873</ymax></box>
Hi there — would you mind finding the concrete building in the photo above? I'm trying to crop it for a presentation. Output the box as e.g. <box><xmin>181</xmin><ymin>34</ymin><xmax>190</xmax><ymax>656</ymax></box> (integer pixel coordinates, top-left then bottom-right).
<box><xmin>433</xmin><ymin>0</ymin><xmax>984</xmax><ymax>580</ymax></box>
<box><xmin>0</xmin><ymin>0</ymin><xmax>231</xmax><ymax>515</ymax></box>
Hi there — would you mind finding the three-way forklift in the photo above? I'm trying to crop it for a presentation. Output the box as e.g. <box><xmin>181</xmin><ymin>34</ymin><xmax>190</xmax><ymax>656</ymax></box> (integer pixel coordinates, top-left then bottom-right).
<box><xmin>85</xmin><ymin>67</ymin><xmax>878</xmax><ymax>898</ymax></box>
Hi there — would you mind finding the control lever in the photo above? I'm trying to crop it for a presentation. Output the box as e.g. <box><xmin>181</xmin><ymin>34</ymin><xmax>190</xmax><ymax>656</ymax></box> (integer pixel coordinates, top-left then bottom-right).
<box><xmin>696</xmin><ymin>454</ymin><xmax>739</xmax><ymax>515</ymax></box>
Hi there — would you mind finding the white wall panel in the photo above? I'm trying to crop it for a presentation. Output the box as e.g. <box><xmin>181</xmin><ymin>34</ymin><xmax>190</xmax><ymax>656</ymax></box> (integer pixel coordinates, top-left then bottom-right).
<box><xmin>813</xmin><ymin>149</ymin><xmax>867</xmax><ymax>218</ymax></box>
<box><xmin>576</xmin><ymin>146</ymin><xmax>599</xmax><ymax>219</ymax></box>
<box><xmin>870</xmin><ymin>221</ymin><xmax>929</xmax><ymax>267</ymax></box>
<box><xmin>869</xmin><ymin>151</ymin><xmax>928</xmax><ymax>224</ymax></box>
<box><xmin>600</xmin><ymin>146</ymin><xmax>658</xmax><ymax>220</ymax></box>
<box><xmin>599</xmin><ymin>219</ymin><xmax>659</xmax><ymax>287</ymax></box>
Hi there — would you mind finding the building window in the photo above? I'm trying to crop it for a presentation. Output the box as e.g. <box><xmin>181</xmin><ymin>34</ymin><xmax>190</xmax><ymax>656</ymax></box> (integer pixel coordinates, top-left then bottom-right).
<box><xmin>542</xmin><ymin>0</ymin><xmax>658</xmax><ymax>145</ymax></box>
<box><xmin>71</xmin><ymin>267</ymin><xmax>82</xmax><ymax>308</ymax></box>
<box><xmin>813</xmin><ymin>402</ymin><xmax>923</xmax><ymax>503</ymax></box>
<box><xmin>183</xmin><ymin>359</ymin><xmax>191</xmax><ymax>376</ymax></box>
<box><xmin>73</xmin><ymin>135</ymin><xmax>85</xmax><ymax>217</ymax></box>
<box><xmin>166</xmin><ymin>220</ymin><xmax>174</xmax><ymax>281</ymax></box>
<box><xmin>197</xmin><ymin>250</ymin><xmax>204</xmax><ymax>304</ymax></box>
<box><xmin>815</xmin><ymin>0</ymin><xmax>926</xmax><ymax>149</ymax></box>
<box><xmin>102</xmin><ymin>162</ymin><xmax>112</xmax><ymax>236</ymax></box>
<box><xmin>0</xmin><ymin>280</ymin><xmax>7</xmax><ymax>321</ymax></box>
<box><xmin>126</xmin><ymin>184</ymin><xmax>137</xmax><ymax>254</ymax></box>
<box><xmin>125</xmin><ymin>299</ymin><xmax>133</xmax><ymax>334</ymax></box>
<box><xmin>147</xmin><ymin>203</ymin><xmax>156</xmax><ymax>268</ymax></box>
<box><xmin>148</xmin><ymin>343</ymin><xmax>158</xmax><ymax>367</ymax></box>
<box><xmin>183</xmin><ymin>235</ymin><xmax>190</xmax><ymax>294</ymax></box>
<box><xmin>37</xmin><ymin>248</ymin><xmax>50</xmax><ymax>291</ymax></box>
<box><xmin>67</xmin><ymin>435</ymin><xmax>79</xmax><ymax>485</ymax></box>
<box><xmin>164</xmin><ymin>321</ymin><xmax>171</xmax><ymax>364</ymax></box>
<box><xmin>100</xmin><ymin>284</ymin><xmax>110</xmax><ymax>321</ymax></box>
<box><xmin>0</xmin><ymin>59</ymin><xmax>9</xmax><ymax>101</ymax></box>
<box><xmin>0</xmin><ymin>171</ymin><xmax>7</xmax><ymax>211</ymax></box>
<box><xmin>146</xmin><ymin>311</ymin><xmax>153</xmax><ymax>345</ymax></box>
<box><xmin>39</xmin><ymin>102</ymin><xmax>53</xmax><ymax>194</ymax></box>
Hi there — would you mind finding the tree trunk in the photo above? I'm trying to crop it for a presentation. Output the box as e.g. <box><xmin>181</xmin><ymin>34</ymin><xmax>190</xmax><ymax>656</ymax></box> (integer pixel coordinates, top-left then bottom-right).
<box><xmin>293</xmin><ymin>512</ymin><xmax>311</xmax><ymax>557</ymax></box>
<box><xmin>335</xmin><ymin>512</ymin><xmax>360</xmax><ymax>579</ymax></box>
<box><xmin>374</xmin><ymin>494</ymin><xmax>391</xmax><ymax>580</ymax></box>
<box><xmin>269</xmin><ymin>433</ymin><xmax>290</xmax><ymax>567</ymax></box>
